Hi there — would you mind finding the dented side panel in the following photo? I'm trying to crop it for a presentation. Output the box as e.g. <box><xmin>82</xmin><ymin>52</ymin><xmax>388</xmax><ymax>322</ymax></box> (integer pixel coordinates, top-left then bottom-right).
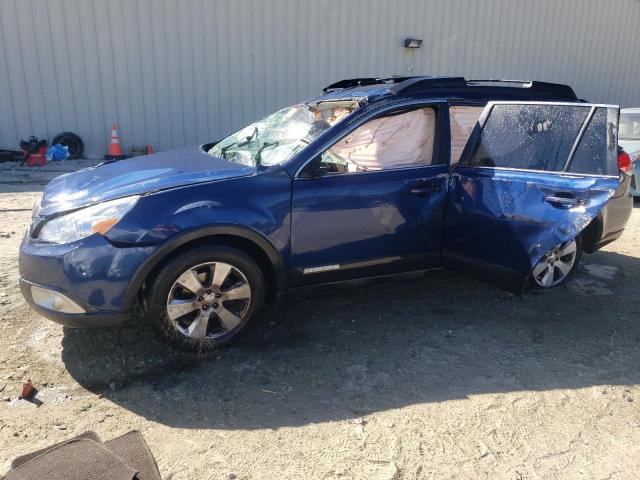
<box><xmin>442</xmin><ymin>101</ymin><xmax>621</xmax><ymax>292</ymax></box>
<box><xmin>444</xmin><ymin>167</ymin><xmax>618</xmax><ymax>288</ymax></box>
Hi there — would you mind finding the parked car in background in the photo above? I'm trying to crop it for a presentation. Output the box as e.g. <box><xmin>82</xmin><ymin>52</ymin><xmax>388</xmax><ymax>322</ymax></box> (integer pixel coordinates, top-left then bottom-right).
<box><xmin>19</xmin><ymin>76</ymin><xmax>633</xmax><ymax>352</ymax></box>
<box><xmin>619</xmin><ymin>108</ymin><xmax>640</xmax><ymax>199</ymax></box>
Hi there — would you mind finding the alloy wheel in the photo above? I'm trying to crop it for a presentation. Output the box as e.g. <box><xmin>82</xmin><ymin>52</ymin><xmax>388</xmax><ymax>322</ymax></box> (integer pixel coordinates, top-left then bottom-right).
<box><xmin>165</xmin><ymin>261</ymin><xmax>252</xmax><ymax>340</ymax></box>
<box><xmin>532</xmin><ymin>239</ymin><xmax>577</xmax><ymax>288</ymax></box>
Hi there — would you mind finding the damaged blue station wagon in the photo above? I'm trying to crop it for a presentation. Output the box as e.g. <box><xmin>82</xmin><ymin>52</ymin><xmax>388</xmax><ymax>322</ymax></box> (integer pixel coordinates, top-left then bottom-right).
<box><xmin>19</xmin><ymin>76</ymin><xmax>633</xmax><ymax>351</ymax></box>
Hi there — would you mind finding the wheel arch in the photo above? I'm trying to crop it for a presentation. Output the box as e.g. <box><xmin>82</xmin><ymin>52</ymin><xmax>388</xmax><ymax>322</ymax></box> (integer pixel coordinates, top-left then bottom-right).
<box><xmin>123</xmin><ymin>226</ymin><xmax>286</xmax><ymax>311</ymax></box>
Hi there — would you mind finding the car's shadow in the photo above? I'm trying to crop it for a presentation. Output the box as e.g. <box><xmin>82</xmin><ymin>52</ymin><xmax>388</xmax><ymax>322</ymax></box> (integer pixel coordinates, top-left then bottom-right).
<box><xmin>61</xmin><ymin>249</ymin><xmax>640</xmax><ymax>430</ymax></box>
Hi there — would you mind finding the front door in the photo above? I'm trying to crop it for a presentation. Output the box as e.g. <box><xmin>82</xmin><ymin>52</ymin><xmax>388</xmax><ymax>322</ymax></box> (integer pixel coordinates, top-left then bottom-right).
<box><xmin>443</xmin><ymin>101</ymin><xmax>620</xmax><ymax>292</ymax></box>
<box><xmin>290</xmin><ymin>104</ymin><xmax>448</xmax><ymax>285</ymax></box>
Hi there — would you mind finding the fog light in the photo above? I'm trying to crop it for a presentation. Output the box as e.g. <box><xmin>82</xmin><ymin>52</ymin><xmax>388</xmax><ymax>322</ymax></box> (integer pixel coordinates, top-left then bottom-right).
<box><xmin>31</xmin><ymin>285</ymin><xmax>85</xmax><ymax>314</ymax></box>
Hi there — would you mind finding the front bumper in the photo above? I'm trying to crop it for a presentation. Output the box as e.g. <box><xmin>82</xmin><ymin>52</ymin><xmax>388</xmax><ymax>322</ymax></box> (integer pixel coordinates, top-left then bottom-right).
<box><xmin>19</xmin><ymin>232</ymin><xmax>156</xmax><ymax>328</ymax></box>
<box><xmin>19</xmin><ymin>278</ymin><xmax>129</xmax><ymax>327</ymax></box>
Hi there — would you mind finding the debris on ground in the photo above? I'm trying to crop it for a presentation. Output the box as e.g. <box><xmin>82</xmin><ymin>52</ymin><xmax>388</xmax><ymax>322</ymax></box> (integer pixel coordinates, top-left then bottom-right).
<box><xmin>20</xmin><ymin>379</ymin><xmax>36</xmax><ymax>400</ymax></box>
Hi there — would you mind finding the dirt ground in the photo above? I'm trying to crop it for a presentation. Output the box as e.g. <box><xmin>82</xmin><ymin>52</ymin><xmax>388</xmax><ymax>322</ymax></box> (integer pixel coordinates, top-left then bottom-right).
<box><xmin>0</xmin><ymin>161</ymin><xmax>639</xmax><ymax>479</ymax></box>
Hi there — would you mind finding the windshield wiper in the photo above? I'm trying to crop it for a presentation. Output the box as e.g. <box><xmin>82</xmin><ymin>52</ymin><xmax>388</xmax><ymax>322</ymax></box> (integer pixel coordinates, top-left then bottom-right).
<box><xmin>254</xmin><ymin>141</ymin><xmax>279</xmax><ymax>166</ymax></box>
<box><xmin>221</xmin><ymin>127</ymin><xmax>258</xmax><ymax>158</ymax></box>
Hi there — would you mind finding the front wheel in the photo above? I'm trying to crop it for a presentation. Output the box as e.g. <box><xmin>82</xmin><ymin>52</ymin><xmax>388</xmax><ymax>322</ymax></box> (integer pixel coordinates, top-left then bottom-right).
<box><xmin>531</xmin><ymin>237</ymin><xmax>581</xmax><ymax>288</ymax></box>
<box><xmin>146</xmin><ymin>246</ymin><xmax>265</xmax><ymax>352</ymax></box>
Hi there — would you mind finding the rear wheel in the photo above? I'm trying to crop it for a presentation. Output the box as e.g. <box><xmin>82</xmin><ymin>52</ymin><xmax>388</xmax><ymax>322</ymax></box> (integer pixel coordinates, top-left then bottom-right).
<box><xmin>146</xmin><ymin>246</ymin><xmax>265</xmax><ymax>352</ymax></box>
<box><xmin>531</xmin><ymin>237</ymin><xmax>581</xmax><ymax>288</ymax></box>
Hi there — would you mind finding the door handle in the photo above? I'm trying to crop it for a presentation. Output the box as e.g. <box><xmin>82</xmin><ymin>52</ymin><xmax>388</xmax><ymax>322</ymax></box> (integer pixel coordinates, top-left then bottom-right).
<box><xmin>410</xmin><ymin>183</ymin><xmax>441</xmax><ymax>196</ymax></box>
<box><xmin>544</xmin><ymin>195</ymin><xmax>588</xmax><ymax>208</ymax></box>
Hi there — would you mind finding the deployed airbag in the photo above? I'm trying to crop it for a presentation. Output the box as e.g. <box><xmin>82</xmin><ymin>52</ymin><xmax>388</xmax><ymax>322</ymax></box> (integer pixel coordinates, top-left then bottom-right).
<box><xmin>329</xmin><ymin>108</ymin><xmax>435</xmax><ymax>171</ymax></box>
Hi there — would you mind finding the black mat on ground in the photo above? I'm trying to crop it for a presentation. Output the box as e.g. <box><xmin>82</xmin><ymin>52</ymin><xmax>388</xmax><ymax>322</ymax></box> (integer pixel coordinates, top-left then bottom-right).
<box><xmin>105</xmin><ymin>431</ymin><xmax>162</xmax><ymax>480</ymax></box>
<box><xmin>10</xmin><ymin>431</ymin><xmax>102</xmax><ymax>470</ymax></box>
<box><xmin>4</xmin><ymin>437</ymin><xmax>136</xmax><ymax>480</ymax></box>
<box><xmin>5</xmin><ymin>430</ymin><xmax>161</xmax><ymax>480</ymax></box>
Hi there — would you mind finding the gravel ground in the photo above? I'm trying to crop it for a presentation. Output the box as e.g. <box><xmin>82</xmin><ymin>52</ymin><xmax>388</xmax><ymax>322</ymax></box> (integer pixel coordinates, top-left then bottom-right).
<box><xmin>0</xmin><ymin>161</ymin><xmax>639</xmax><ymax>479</ymax></box>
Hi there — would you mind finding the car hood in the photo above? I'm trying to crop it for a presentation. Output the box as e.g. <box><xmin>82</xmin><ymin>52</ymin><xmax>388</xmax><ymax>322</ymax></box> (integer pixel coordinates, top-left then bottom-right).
<box><xmin>40</xmin><ymin>146</ymin><xmax>255</xmax><ymax>216</ymax></box>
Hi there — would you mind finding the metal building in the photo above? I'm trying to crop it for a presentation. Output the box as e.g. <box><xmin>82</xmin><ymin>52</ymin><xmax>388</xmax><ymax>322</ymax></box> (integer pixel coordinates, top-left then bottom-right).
<box><xmin>1</xmin><ymin>0</ymin><xmax>639</xmax><ymax>158</ymax></box>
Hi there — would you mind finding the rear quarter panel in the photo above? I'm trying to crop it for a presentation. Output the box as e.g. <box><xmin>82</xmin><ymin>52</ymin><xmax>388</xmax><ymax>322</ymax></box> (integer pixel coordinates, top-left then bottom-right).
<box><xmin>598</xmin><ymin>174</ymin><xmax>632</xmax><ymax>244</ymax></box>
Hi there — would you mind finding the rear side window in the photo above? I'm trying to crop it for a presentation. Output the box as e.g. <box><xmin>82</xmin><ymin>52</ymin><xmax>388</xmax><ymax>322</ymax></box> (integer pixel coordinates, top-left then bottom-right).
<box><xmin>465</xmin><ymin>104</ymin><xmax>590</xmax><ymax>171</ymax></box>
<box><xmin>568</xmin><ymin>107</ymin><xmax>618</xmax><ymax>176</ymax></box>
<box><xmin>450</xmin><ymin>106</ymin><xmax>484</xmax><ymax>165</ymax></box>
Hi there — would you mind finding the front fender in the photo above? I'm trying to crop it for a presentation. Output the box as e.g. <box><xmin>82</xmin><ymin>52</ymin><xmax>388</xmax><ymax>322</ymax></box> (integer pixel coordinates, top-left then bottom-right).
<box><xmin>105</xmin><ymin>168</ymin><xmax>292</xmax><ymax>311</ymax></box>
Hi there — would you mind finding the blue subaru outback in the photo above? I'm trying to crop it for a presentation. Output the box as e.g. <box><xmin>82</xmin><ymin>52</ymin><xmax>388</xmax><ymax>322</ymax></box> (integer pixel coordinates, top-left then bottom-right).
<box><xmin>19</xmin><ymin>77</ymin><xmax>633</xmax><ymax>351</ymax></box>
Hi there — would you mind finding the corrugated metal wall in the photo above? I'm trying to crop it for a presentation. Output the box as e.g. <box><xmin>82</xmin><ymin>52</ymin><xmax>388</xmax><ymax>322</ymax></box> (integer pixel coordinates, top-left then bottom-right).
<box><xmin>1</xmin><ymin>0</ymin><xmax>639</xmax><ymax>158</ymax></box>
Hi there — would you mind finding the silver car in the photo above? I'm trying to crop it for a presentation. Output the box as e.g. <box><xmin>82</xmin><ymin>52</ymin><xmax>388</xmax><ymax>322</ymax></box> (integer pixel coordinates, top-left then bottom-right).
<box><xmin>620</xmin><ymin>108</ymin><xmax>640</xmax><ymax>199</ymax></box>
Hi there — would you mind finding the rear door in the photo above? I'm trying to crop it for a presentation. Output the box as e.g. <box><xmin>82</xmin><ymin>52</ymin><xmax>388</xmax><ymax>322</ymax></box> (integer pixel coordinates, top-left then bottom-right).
<box><xmin>443</xmin><ymin>101</ymin><xmax>620</xmax><ymax>292</ymax></box>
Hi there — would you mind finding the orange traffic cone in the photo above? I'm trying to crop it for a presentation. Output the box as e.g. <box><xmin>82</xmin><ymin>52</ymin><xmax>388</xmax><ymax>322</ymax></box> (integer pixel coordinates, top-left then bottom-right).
<box><xmin>104</xmin><ymin>123</ymin><xmax>126</xmax><ymax>160</ymax></box>
<box><xmin>146</xmin><ymin>144</ymin><xmax>154</xmax><ymax>154</ymax></box>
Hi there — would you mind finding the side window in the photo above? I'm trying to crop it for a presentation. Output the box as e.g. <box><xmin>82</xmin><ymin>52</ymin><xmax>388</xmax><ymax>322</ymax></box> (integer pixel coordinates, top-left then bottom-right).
<box><xmin>450</xmin><ymin>106</ymin><xmax>484</xmax><ymax>165</ymax></box>
<box><xmin>620</xmin><ymin>112</ymin><xmax>640</xmax><ymax>139</ymax></box>
<box><xmin>568</xmin><ymin>107</ymin><xmax>618</xmax><ymax>176</ymax></box>
<box><xmin>317</xmin><ymin>108</ymin><xmax>436</xmax><ymax>173</ymax></box>
<box><xmin>465</xmin><ymin>104</ymin><xmax>590</xmax><ymax>171</ymax></box>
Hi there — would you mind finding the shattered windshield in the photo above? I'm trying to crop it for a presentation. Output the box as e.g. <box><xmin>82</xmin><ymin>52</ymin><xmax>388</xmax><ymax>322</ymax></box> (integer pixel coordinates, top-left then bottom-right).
<box><xmin>620</xmin><ymin>112</ymin><xmax>640</xmax><ymax>140</ymax></box>
<box><xmin>208</xmin><ymin>101</ymin><xmax>359</xmax><ymax>166</ymax></box>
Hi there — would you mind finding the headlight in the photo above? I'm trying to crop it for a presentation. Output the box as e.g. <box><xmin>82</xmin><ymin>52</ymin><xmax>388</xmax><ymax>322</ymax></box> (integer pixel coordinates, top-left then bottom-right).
<box><xmin>38</xmin><ymin>196</ymin><xmax>139</xmax><ymax>244</ymax></box>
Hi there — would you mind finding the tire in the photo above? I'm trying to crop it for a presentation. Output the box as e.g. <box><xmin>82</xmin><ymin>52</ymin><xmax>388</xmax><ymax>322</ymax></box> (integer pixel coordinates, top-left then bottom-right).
<box><xmin>530</xmin><ymin>236</ymin><xmax>582</xmax><ymax>289</ymax></box>
<box><xmin>52</xmin><ymin>132</ymin><xmax>84</xmax><ymax>159</ymax></box>
<box><xmin>146</xmin><ymin>246</ymin><xmax>265</xmax><ymax>352</ymax></box>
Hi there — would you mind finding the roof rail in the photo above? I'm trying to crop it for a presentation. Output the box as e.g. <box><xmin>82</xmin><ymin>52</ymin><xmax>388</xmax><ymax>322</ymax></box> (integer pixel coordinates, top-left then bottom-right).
<box><xmin>467</xmin><ymin>78</ymin><xmax>534</xmax><ymax>84</ymax></box>
<box><xmin>322</xmin><ymin>76</ymin><xmax>578</xmax><ymax>100</ymax></box>
<box><xmin>322</xmin><ymin>76</ymin><xmax>424</xmax><ymax>93</ymax></box>
<box><xmin>322</xmin><ymin>78</ymin><xmax>383</xmax><ymax>92</ymax></box>
<box><xmin>388</xmin><ymin>76</ymin><xmax>467</xmax><ymax>95</ymax></box>
<box><xmin>465</xmin><ymin>79</ymin><xmax>577</xmax><ymax>99</ymax></box>
<box><xmin>322</xmin><ymin>76</ymin><xmax>465</xmax><ymax>94</ymax></box>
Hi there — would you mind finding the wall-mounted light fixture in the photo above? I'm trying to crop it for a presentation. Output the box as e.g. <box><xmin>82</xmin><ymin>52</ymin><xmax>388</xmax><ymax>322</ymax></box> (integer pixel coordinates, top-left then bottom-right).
<box><xmin>404</xmin><ymin>38</ymin><xmax>423</xmax><ymax>48</ymax></box>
